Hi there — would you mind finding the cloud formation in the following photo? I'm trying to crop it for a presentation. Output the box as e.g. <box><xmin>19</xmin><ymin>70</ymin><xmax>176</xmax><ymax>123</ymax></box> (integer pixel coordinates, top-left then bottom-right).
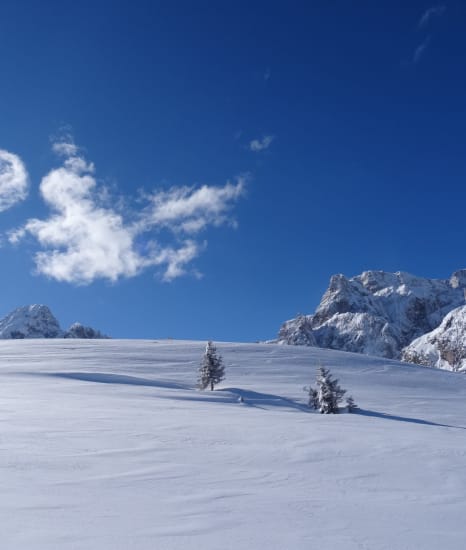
<box><xmin>10</xmin><ymin>140</ymin><xmax>244</xmax><ymax>284</ymax></box>
<box><xmin>249</xmin><ymin>135</ymin><xmax>274</xmax><ymax>152</ymax></box>
<box><xmin>143</xmin><ymin>179</ymin><xmax>246</xmax><ymax>234</ymax></box>
<box><xmin>413</xmin><ymin>36</ymin><xmax>431</xmax><ymax>64</ymax></box>
<box><xmin>418</xmin><ymin>5</ymin><xmax>446</xmax><ymax>28</ymax></box>
<box><xmin>0</xmin><ymin>149</ymin><xmax>29</xmax><ymax>212</ymax></box>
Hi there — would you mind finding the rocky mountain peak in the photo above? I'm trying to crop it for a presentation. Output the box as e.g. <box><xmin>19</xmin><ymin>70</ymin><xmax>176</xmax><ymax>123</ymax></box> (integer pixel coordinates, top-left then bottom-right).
<box><xmin>276</xmin><ymin>269</ymin><xmax>466</xmax><ymax>362</ymax></box>
<box><xmin>0</xmin><ymin>305</ymin><xmax>108</xmax><ymax>340</ymax></box>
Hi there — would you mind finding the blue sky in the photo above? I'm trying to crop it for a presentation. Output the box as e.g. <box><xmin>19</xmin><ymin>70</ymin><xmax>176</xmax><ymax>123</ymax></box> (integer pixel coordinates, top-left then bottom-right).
<box><xmin>0</xmin><ymin>1</ymin><xmax>465</xmax><ymax>341</ymax></box>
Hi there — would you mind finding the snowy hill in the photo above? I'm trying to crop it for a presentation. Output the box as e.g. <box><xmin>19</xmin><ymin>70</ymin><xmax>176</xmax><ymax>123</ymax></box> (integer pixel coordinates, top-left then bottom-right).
<box><xmin>0</xmin><ymin>304</ymin><xmax>108</xmax><ymax>339</ymax></box>
<box><xmin>277</xmin><ymin>269</ymin><xmax>466</xmax><ymax>359</ymax></box>
<box><xmin>402</xmin><ymin>304</ymin><xmax>466</xmax><ymax>372</ymax></box>
<box><xmin>1</xmin><ymin>338</ymin><xmax>465</xmax><ymax>549</ymax></box>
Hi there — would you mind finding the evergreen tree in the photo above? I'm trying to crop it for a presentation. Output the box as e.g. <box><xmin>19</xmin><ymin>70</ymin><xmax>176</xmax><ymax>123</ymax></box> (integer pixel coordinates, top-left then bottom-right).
<box><xmin>198</xmin><ymin>341</ymin><xmax>225</xmax><ymax>391</ymax></box>
<box><xmin>305</xmin><ymin>385</ymin><xmax>319</xmax><ymax>410</ymax></box>
<box><xmin>346</xmin><ymin>395</ymin><xmax>357</xmax><ymax>413</ymax></box>
<box><xmin>316</xmin><ymin>366</ymin><xmax>346</xmax><ymax>414</ymax></box>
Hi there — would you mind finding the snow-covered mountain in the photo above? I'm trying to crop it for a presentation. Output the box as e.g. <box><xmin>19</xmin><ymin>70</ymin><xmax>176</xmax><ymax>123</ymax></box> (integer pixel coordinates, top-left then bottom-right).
<box><xmin>402</xmin><ymin>304</ymin><xmax>466</xmax><ymax>372</ymax></box>
<box><xmin>64</xmin><ymin>322</ymin><xmax>108</xmax><ymax>339</ymax></box>
<box><xmin>277</xmin><ymin>269</ymin><xmax>466</xmax><ymax>359</ymax></box>
<box><xmin>0</xmin><ymin>304</ymin><xmax>108</xmax><ymax>339</ymax></box>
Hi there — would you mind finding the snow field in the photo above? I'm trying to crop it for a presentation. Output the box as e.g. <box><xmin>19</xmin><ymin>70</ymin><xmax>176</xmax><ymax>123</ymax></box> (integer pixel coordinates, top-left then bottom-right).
<box><xmin>0</xmin><ymin>339</ymin><xmax>465</xmax><ymax>549</ymax></box>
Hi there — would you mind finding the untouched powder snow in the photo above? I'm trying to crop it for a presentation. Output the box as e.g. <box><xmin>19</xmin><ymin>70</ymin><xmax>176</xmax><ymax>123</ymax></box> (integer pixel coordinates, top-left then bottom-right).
<box><xmin>0</xmin><ymin>339</ymin><xmax>465</xmax><ymax>549</ymax></box>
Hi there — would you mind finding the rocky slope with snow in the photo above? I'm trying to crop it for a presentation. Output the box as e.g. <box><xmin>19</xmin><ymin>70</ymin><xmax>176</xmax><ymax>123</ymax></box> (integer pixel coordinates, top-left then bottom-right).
<box><xmin>402</xmin><ymin>304</ymin><xmax>466</xmax><ymax>372</ymax></box>
<box><xmin>277</xmin><ymin>269</ymin><xmax>466</xmax><ymax>360</ymax></box>
<box><xmin>0</xmin><ymin>304</ymin><xmax>108</xmax><ymax>339</ymax></box>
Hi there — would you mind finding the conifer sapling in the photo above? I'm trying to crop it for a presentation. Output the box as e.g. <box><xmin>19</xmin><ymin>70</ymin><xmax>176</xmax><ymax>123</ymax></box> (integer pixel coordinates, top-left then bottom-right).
<box><xmin>198</xmin><ymin>341</ymin><xmax>225</xmax><ymax>391</ymax></box>
<box><xmin>346</xmin><ymin>395</ymin><xmax>357</xmax><ymax>413</ymax></box>
<box><xmin>315</xmin><ymin>366</ymin><xmax>346</xmax><ymax>414</ymax></box>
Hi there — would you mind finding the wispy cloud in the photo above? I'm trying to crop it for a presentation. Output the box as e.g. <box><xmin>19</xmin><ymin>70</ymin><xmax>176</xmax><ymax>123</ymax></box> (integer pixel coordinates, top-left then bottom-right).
<box><xmin>142</xmin><ymin>179</ymin><xmax>246</xmax><ymax>234</ymax></box>
<box><xmin>418</xmin><ymin>5</ymin><xmax>446</xmax><ymax>28</ymax></box>
<box><xmin>249</xmin><ymin>135</ymin><xmax>274</xmax><ymax>152</ymax></box>
<box><xmin>10</xmin><ymin>139</ymin><xmax>245</xmax><ymax>284</ymax></box>
<box><xmin>0</xmin><ymin>149</ymin><xmax>29</xmax><ymax>212</ymax></box>
<box><xmin>408</xmin><ymin>5</ymin><xmax>446</xmax><ymax>65</ymax></box>
<box><xmin>413</xmin><ymin>36</ymin><xmax>431</xmax><ymax>63</ymax></box>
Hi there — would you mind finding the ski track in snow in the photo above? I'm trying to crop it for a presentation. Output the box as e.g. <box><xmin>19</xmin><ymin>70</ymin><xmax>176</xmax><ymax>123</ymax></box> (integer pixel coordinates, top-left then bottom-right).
<box><xmin>0</xmin><ymin>339</ymin><xmax>465</xmax><ymax>549</ymax></box>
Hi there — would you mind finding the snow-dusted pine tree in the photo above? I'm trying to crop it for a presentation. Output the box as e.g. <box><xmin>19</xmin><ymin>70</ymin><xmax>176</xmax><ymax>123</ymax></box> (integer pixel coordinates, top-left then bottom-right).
<box><xmin>316</xmin><ymin>366</ymin><xmax>346</xmax><ymax>414</ymax></box>
<box><xmin>305</xmin><ymin>385</ymin><xmax>319</xmax><ymax>410</ymax></box>
<box><xmin>346</xmin><ymin>395</ymin><xmax>357</xmax><ymax>413</ymax></box>
<box><xmin>198</xmin><ymin>341</ymin><xmax>225</xmax><ymax>391</ymax></box>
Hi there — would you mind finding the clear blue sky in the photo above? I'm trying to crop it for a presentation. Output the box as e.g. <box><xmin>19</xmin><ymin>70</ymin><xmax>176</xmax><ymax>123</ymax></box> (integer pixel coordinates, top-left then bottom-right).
<box><xmin>0</xmin><ymin>1</ymin><xmax>465</xmax><ymax>341</ymax></box>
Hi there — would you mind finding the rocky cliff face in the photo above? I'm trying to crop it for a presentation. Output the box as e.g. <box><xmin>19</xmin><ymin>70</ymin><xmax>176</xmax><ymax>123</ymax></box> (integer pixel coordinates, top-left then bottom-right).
<box><xmin>64</xmin><ymin>322</ymin><xmax>108</xmax><ymax>339</ymax></box>
<box><xmin>0</xmin><ymin>305</ymin><xmax>108</xmax><ymax>339</ymax></box>
<box><xmin>402</xmin><ymin>305</ymin><xmax>466</xmax><ymax>372</ymax></box>
<box><xmin>277</xmin><ymin>270</ymin><xmax>466</xmax><ymax>360</ymax></box>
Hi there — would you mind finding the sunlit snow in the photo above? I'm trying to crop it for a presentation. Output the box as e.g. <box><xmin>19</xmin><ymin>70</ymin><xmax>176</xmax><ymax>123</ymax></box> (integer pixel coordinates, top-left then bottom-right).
<box><xmin>1</xmin><ymin>339</ymin><xmax>465</xmax><ymax>549</ymax></box>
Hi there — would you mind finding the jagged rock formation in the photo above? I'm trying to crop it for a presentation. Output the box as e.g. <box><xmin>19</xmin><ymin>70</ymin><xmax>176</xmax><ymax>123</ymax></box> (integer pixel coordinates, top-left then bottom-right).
<box><xmin>402</xmin><ymin>305</ymin><xmax>466</xmax><ymax>372</ymax></box>
<box><xmin>0</xmin><ymin>305</ymin><xmax>62</xmax><ymax>339</ymax></box>
<box><xmin>0</xmin><ymin>305</ymin><xmax>108</xmax><ymax>339</ymax></box>
<box><xmin>64</xmin><ymin>322</ymin><xmax>108</xmax><ymax>339</ymax></box>
<box><xmin>277</xmin><ymin>270</ymin><xmax>466</xmax><ymax>360</ymax></box>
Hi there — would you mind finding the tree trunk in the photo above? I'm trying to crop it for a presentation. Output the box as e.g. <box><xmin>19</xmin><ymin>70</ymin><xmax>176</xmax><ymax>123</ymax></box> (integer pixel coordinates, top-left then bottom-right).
<box><xmin>210</xmin><ymin>381</ymin><xmax>214</xmax><ymax>391</ymax></box>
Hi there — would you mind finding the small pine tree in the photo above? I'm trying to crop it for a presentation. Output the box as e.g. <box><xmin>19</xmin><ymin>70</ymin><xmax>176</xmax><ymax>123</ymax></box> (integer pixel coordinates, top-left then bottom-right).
<box><xmin>304</xmin><ymin>386</ymin><xmax>319</xmax><ymax>410</ymax></box>
<box><xmin>198</xmin><ymin>341</ymin><xmax>225</xmax><ymax>391</ymax></box>
<box><xmin>316</xmin><ymin>366</ymin><xmax>346</xmax><ymax>414</ymax></box>
<box><xmin>346</xmin><ymin>395</ymin><xmax>357</xmax><ymax>413</ymax></box>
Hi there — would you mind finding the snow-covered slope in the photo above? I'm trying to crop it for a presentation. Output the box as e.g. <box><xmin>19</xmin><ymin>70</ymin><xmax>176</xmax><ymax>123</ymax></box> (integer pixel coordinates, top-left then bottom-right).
<box><xmin>277</xmin><ymin>269</ymin><xmax>466</xmax><ymax>359</ymax></box>
<box><xmin>0</xmin><ymin>338</ymin><xmax>465</xmax><ymax>550</ymax></box>
<box><xmin>402</xmin><ymin>305</ymin><xmax>466</xmax><ymax>372</ymax></box>
<box><xmin>0</xmin><ymin>304</ymin><xmax>107</xmax><ymax>339</ymax></box>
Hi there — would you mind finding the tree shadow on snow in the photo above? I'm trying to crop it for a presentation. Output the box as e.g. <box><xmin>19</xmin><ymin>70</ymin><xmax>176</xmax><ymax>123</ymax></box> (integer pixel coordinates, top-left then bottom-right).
<box><xmin>152</xmin><ymin>387</ymin><xmax>308</xmax><ymax>412</ymax></box>
<box><xmin>39</xmin><ymin>372</ymin><xmax>191</xmax><ymax>391</ymax></box>
<box><xmin>356</xmin><ymin>408</ymin><xmax>466</xmax><ymax>430</ymax></box>
<box><xmin>221</xmin><ymin>387</ymin><xmax>309</xmax><ymax>412</ymax></box>
<box><xmin>27</xmin><ymin>372</ymin><xmax>307</xmax><ymax>411</ymax></box>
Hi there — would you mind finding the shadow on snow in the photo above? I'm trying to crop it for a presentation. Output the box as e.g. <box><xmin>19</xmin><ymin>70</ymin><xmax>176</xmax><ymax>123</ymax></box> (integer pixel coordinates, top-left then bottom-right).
<box><xmin>40</xmin><ymin>372</ymin><xmax>191</xmax><ymax>391</ymax></box>
<box><xmin>356</xmin><ymin>408</ymin><xmax>466</xmax><ymax>430</ymax></box>
<box><xmin>33</xmin><ymin>372</ymin><xmax>307</xmax><ymax>412</ymax></box>
<box><xmin>26</xmin><ymin>371</ymin><xmax>466</xmax><ymax>426</ymax></box>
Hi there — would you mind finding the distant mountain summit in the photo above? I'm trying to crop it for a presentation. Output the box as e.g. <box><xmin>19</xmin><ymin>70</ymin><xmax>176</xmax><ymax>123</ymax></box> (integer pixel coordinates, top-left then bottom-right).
<box><xmin>276</xmin><ymin>270</ymin><xmax>466</xmax><ymax>366</ymax></box>
<box><xmin>0</xmin><ymin>304</ymin><xmax>108</xmax><ymax>339</ymax></box>
<box><xmin>64</xmin><ymin>322</ymin><xmax>108</xmax><ymax>339</ymax></box>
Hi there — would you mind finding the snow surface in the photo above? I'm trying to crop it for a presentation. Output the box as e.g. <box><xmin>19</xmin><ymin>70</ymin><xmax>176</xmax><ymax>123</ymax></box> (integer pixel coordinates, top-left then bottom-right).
<box><xmin>1</xmin><ymin>338</ymin><xmax>465</xmax><ymax>549</ymax></box>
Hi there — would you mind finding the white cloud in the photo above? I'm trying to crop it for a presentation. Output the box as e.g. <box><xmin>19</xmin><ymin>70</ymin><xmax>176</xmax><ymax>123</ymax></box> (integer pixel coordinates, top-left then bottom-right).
<box><xmin>0</xmin><ymin>149</ymin><xmax>29</xmax><ymax>212</ymax></box>
<box><xmin>142</xmin><ymin>177</ymin><xmax>246</xmax><ymax>234</ymax></box>
<box><xmin>413</xmin><ymin>36</ymin><xmax>431</xmax><ymax>64</ymax></box>
<box><xmin>418</xmin><ymin>5</ymin><xmax>446</xmax><ymax>28</ymax></box>
<box><xmin>249</xmin><ymin>135</ymin><xmax>274</xmax><ymax>152</ymax></box>
<box><xmin>11</xmin><ymin>140</ymin><xmax>244</xmax><ymax>285</ymax></box>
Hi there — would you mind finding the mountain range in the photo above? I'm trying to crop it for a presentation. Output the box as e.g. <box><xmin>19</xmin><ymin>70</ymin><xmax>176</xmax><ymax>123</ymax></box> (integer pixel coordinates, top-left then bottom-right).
<box><xmin>0</xmin><ymin>304</ymin><xmax>108</xmax><ymax>339</ymax></box>
<box><xmin>276</xmin><ymin>269</ymin><xmax>466</xmax><ymax>372</ymax></box>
